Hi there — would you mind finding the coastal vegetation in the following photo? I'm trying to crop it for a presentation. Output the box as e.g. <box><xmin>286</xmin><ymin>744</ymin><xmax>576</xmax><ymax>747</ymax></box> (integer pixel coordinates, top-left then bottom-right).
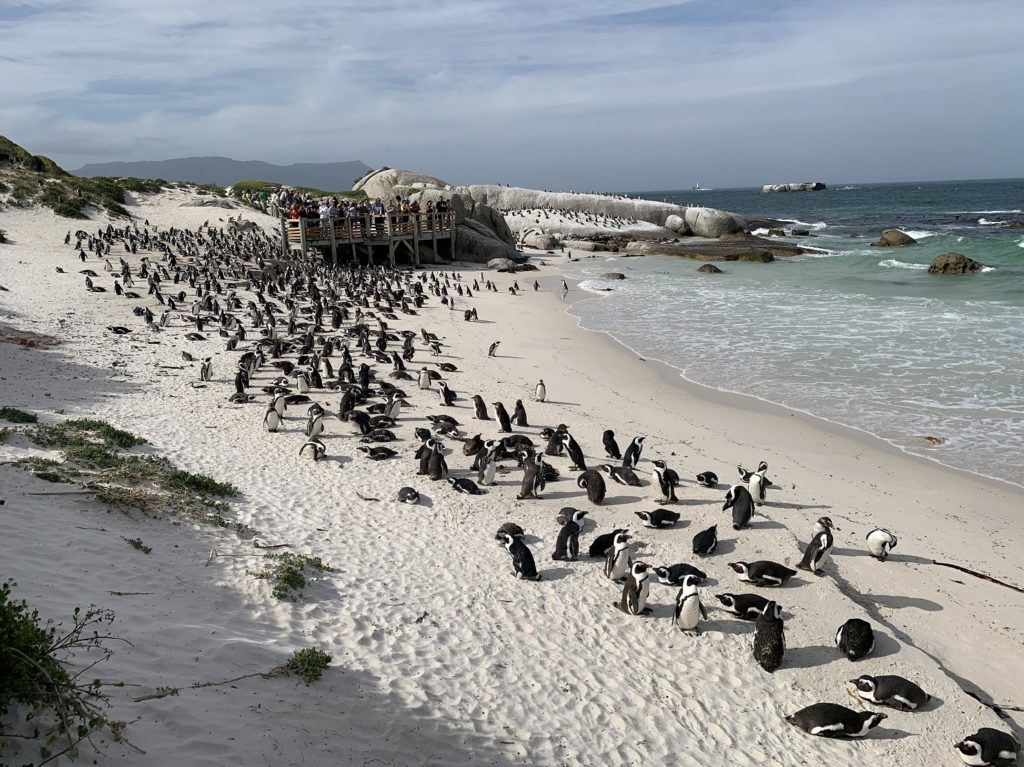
<box><xmin>250</xmin><ymin>552</ymin><xmax>335</xmax><ymax>601</ymax></box>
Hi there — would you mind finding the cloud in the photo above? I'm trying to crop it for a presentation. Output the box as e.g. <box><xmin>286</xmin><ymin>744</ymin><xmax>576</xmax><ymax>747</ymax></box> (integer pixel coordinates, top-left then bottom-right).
<box><xmin>3</xmin><ymin>0</ymin><xmax>1022</xmax><ymax>188</ymax></box>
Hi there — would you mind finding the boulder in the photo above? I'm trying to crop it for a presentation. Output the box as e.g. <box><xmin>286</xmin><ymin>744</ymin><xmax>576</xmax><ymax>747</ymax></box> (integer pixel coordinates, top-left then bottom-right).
<box><xmin>520</xmin><ymin>228</ymin><xmax>559</xmax><ymax>250</ymax></box>
<box><xmin>664</xmin><ymin>214</ymin><xmax>689</xmax><ymax>234</ymax></box>
<box><xmin>487</xmin><ymin>258</ymin><xmax>519</xmax><ymax>271</ymax></box>
<box><xmin>353</xmin><ymin>168</ymin><xmax>451</xmax><ymax>201</ymax></box>
<box><xmin>683</xmin><ymin>207</ymin><xmax>747</xmax><ymax>238</ymax></box>
<box><xmin>697</xmin><ymin>264</ymin><xmax>723</xmax><ymax>273</ymax></box>
<box><xmin>1000</xmin><ymin>221</ymin><xmax>1024</xmax><ymax>230</ymax></box>
<box><xmin>791</xmin><ymin>228</ymin><xmax>810</xmax><ymax>236</ymax></box>
<box><xmin>768</xmin><ymin>228</ymin><xmax>785</xmax><ymax>237</ymax></box>
<box><xmin>927</xmin><ymin>252</ymin><xmax>987</xmax><ymax>275</ymax></box>
<box><xmin>600</xmin><ymin>272</ymin><xmax>627</xmax><ymax>280</ymax></box>
<box><xmin>873</xmin><ymin>229</ymin><xmax>916</xmax><ymax>247</ymax></box>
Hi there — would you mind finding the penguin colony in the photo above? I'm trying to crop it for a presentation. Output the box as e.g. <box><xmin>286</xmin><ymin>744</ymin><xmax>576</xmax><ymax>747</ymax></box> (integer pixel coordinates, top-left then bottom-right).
<box><xmin>64</xmin><ymin>219</ymin><xmax>1015</xmax><ymax>764</ymax></box>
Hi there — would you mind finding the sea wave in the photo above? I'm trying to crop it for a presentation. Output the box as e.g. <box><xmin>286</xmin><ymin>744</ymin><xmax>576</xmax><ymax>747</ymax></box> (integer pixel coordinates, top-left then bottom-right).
<box><xmin>901</xmin><ymin>229</ymin><xmax>936</xmax><ymax>239</ymax></box>
<box><xmin>575</xmin><ymin>280</ymin><xmax>617</xmax><ymax>295</ymax></box>
<box><xmin>781</xmin><ymin>219</ymin><xmax>828</xmax><ymax>230</ymax></box>
<box><xmin>879</xmin><ymin>259</ymin><xmax>928</xmax><ymax>270</ymax></box>
<box><xmin>978</xmin><ymin>218</ymin><xmax>1006</xmax><ymax>226</ymax></box>
<box><xmin>751</xmin><ymin>227</ymin><xmax>769</xmax><ymax>236</ymax></box>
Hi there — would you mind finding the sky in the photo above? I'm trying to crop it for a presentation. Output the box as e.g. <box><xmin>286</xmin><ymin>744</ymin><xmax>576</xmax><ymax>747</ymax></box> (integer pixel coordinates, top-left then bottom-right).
<box><xmin>3</xmin><ymin>0</ymin><xmax>1022</xmax><ymax>191</ymax></box>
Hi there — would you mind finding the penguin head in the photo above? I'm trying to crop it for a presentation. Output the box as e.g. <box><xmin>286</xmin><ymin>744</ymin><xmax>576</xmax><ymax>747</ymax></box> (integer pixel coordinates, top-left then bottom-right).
<box><xmin>494</xmin><ymin>531</ymin><xmax>514</xmax><ymax>547</ymax></box>
<box><xmin>681</xmin><ymin>574</ymin><xmax>701</xmax><ymax>590</ymax></box>
<box><xmin>715</xmin><ymin>594</ymin><xmax>736</xmax><ymax>610</ymax></box>
<box><xmin>761</xmin><ymin>601</ymin><xmax>782</xmax><ymax>621</ymax></box>
<box><xmin>863</xmin><ymin>712</ymin><xmax>887</xmax><ymax>730</ymax></box>
<box><xmin>757</xmin><ymin>460</ymin><xmax>769</xmax><ymax>473</ymax></box>
<box><xmin>850</xmin><ymin>675</ymin><xmax>877</xmax><ymax>696</ymax></box>
<box><xmin>815</xmin><ymin>516</ymin><xmax>837</xmax><ymax>533</ymax></box>
<box><xmin>631</xmin><ymin>561</ymin><xmax>650</xmax><ymax>578</ymax></box>
<box><xmin>613</xmin><ymin>531</ymin><xmax>631</xmax><ymax>546</ymax></box>
<box><xmin>634</xmin><ymin>511</ymin><xmax>651</xmax><ymax>522</ymax></box>
<box><xmin>954</xmin><ymin>738</ymin><xmax>983</xmax><ymax>761</ymax></box>
<box><xmin>722</xmin><ymin>486</ymin><xmax>740</xmax><ymax>510</ymax></box>
<box><xmin>728</xmin><ymin>562</ymin><xmax>749</xmax><ymax>576</ymax></box>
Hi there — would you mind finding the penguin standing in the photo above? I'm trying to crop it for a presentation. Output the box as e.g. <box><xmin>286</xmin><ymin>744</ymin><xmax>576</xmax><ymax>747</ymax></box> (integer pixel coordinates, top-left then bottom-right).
<box><xmin>199</xmin><ymin>357</ymin><xmax>213</xmax><ymax>382</ymax></box>
<box><xmin>516</xmin><ymin>452</ymin><xmax>544</xmax><ymax>500</ymax></box>
<box><xmin>477</xmin><ymin>448</ymin><xmax>497</xmax><ymax>486</ymax></box>
<box><xmin>673</xmin><ymin>574</ymin><xmax>708</xmax><ymax>633</ymax></box>
<box><xmin>616</xmin><ymin>562</ymin><xmax>653</xmax><ymax>615</ymax></box>
<box><xmin>849</xmin><ymin>675</ymin><xmax>930</xmax><ymax>711</ymax></box>
<box><xmin>836</xmin><ymin>618</ymin><xmax>875</xmax><ymax>661</ymax></box>
<box><xmin>723</xmin><ymin>485</ymin><xmax>756</xmax><ymax>530</ymax></box>
<box><xmin>602</xmin><ymin>429</ymin><xmax>621</xmax><ymax>460</ymax></box>
<box><xmin>692</xmin><ymin>525</ymin><xmax>717</xmax><ymax>556</ymax></box>
<box><xmin>738</xmin><ymin>461</ymin><xmax>772</xmax><ymax>506</ymax></box>
<box><xmin>493</xmin><ymin>402</ymin><xmax>513</xmax><ymax>432</ymax></box>
<box><xmin>752</xmin><ymin>600</ymin><xmax>785</xmax><ymax>672</ymax></box>
<box><xmin>534</xmin><ymin>379</ymin><xmax>546</xmax><ymax>402</ymax></box>
<box><xmin>798</xmin><ymin>516</ymin><xmax>836</xmax><ymax>574</ymax></box>
<box><xmin>622</xmin><ymin>436</ymin><xmax>645</xmax><ymax>468</ymax></box>
<box><xmin>560</xmin><ymin>432</ymin><xmax>587</xmax><ymax>471</ymax></box>
<box><xmin>417</xmin><ymin>367</ymin><xmax>432</xmax><ymax>390</ymax></box>
<box><xmin>472</xmin><ymin>395</ymin><xmax>490</xmax><ymax>420</ymax></box>
<box><xmin>495</xmin><ymin>531</ymin><xmax>541</xmax><ymax>580</ymax></box>
<box><xmin>417</xmin><ymin>437</ymin><xmax>435</xmax><ymax>476</ymax></box>
<box><xmin>651</xmin><ymin>459</ymin><xmax>680</xmax><ymax>503</ymax></box>
<box><xmin>306</xmin><ymin>411</ymin><xmax>324</xmax><ymax>439</ymax></box>
<box><xmin>604</xmin><ymin>531</ymin><xmax>632</xmax><ymax>582</ymax></box>
<box><xmin>263</xmin><ymin>405</ymin><xmax>281</xmax><ymax>432</ymax></box>
<box><xmin>577</xmin><ymin>468</ymin><xmax>606</xmax><ymax>505</ymax></box>
<box><xmin>552</xmin><ymin>509</ymin><xmax>588</xmax><ymax>561</ymax></box>
<box><xmin>438</xmin><ymin>380</ymin><xmax>456</xmax><ymax>406</ymax></box>
<box><xmin>954</xmin><ymin>728</ymin><xmax>1020</xmax><ymax>766</ymax></box>
<box><xmin>865</xmin><ymin>528</ymin><xmax>898</xmax><ymax>560</ymax></box>
<box><xmin>510</xmin><ymin>399</ymin><xmax>528</xmax><ymax>427</ymax></box>
<box><xmin>427</xmin><ymin>441</ymin><xmax>448</xmax><ymax>481</ymax></box>
<box><xmin>786</xmin><ymin>704</ymin><xmax>887</xmax><ymax>739</ymax></box>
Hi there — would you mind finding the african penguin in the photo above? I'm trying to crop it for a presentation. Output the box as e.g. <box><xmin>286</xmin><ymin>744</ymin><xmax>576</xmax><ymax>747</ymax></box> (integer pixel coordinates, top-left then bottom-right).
<box><xmin>588</xmin><ymin>528</ymin><xmax>626</xmax><ymax>559</ymax></box>
<box><xmin>653</xmin><ymin>563</ymin><xmax>706</xmax><ymax>586</ymax></box>
<box><xmin>552</xmin><ymin>509</ymin><xmax>588</xmax><ymax>561</ymax></box>
<box><xmin>561</xmin><ymin>432</ymin><xmax>587</xmax><ymax>471</ymax></box>
<box><xmin>600</xmin><ymin>463</ymin><xmax>640</xmax><ymax>486</ymax></box>
<box><xmin>602</xmin><ymin>429</ymin><xmax>621</xmax><ymax>460</ymax></box>
<box><xmin>576</xmin><ymin>469</ymin><xmax>606</xmax><ymax>505</ymax></box>
<box><xmin>692</xmin><ymin>525</ymin><xmax>718</xmax><ymax>556</ymax></box>
<box><xmin>715</xmin><ymin>593</ymin><xmax>770</xmax><ymax>620</ymax></box>
<box><xmin>835</xmin><ymin>618</ymin><xmax>875</xmax><ymax>661</ymax></box>
<box><xmin>797</xmin><ymin>516</ymin><xmax>836</xmax><ymax>574</ymax></box>
<box><xmin>723</xmin><ymin>485</ymin><xmax>755</xmax><ymax>530</ymax></box>
<box><xmin>615</xmin><ymin>561</ymin><xmax>652</xmax><ymax>615</ymax></box>
<box><xmin>397</xmin><ymin>487</ymin><xmax>420</xmax><ymax>504</ymax></box>
<box><xmin>634</xmin><ymin>509</ymin><xmax>680</xmax><ymax>528</ymax></box>
<box><xmin>493</xmin><ymin>402</ymin><xmax>513</xmax><ymax>433</ymax></box>
<box><xmin>448</xmin><ymin>477</ymin><xmax>483</xmax><ymax>495</ymax></box>
<box><xmin>786</xmin><ymin>703</ymin><xmax>887</xmax><ymax>739</ymax></box>
<box><xmin>622</xmin><ymin>436</ymin><xmax>645</xmax><ymax>468</ymax></box>
<box><xmin>752</xmin><ymin>600</ymin><xmax>785</xmax><ymax>672</ymax></box>
<box><xmin>849</xmin><ymin>675</ymin><xmax>930</xmax><ymax>711</ymax></box>
<box><xmin>495</xmin><ymin>531</ymin><xmax>541</xmax><ymax>581</ymax></box>
<box><xmin>865</xmin><ymin>528</ymin><xmax>898</xmax><ymax>560</ymax></box>
<box><xmin>534</xmin><ymin>379</ymin><xmax>546</xmax><ymax>402</ymax></box>
<box><xmin>472</xmin><ymin>395</ymin><xmax>490</xmax><ymax>420</ymax></box>
<box><xmin>651</xmin><ymin>459</ymin><xmax>680</xmax><ymax>503</ymax></box>
<box><xmin>954</xmin><ymin>728</ymin><xmax>1020</xmax><ymax>767</ymax></box>
<box><xmin>728</xmin><ymin>561</ymin><xmax>797</xmax><ymax>587</ymax></box>
<box><xmin>695</xmin><ymin>471</ymin><xmax>718</xmax><ymax>488</ymax></box>
<box><xmin>673</xmin><ymin>574</ymin><xmax>708</xmax><ymax>633</ymax></box>
<box><xmin>604</xmin><ymin>531</ymin><xmax>632</xmax><ymax>582</ymax></box>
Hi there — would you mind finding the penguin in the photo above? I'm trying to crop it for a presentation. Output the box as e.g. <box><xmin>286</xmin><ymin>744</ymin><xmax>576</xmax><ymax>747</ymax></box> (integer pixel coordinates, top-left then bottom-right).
<box><xmin>786</xmin><ymin>703</ymin><xmax>887</xmax><ymax>739</ymax></box>
<box><xmin>417</xmin><ymin>367</ymin><xmax>432</xmax><ymax>390</ymax></box>
<box><xmin>472</xmin><ymin>395</ymin><xmax>490</xmax><ymax>420</ymax></box>
<box><xmin>723</xmin><ymin>485</ymin><xmax>755</xmax><ymax>530</ymax></box>
<box><xmin>738</xmin><ymin>461</ymin><xmax>772</xmax><ymax>505</ymax></box>
<box><xmin>487</xmin><ymin>340</ymin><xmax>500</xmax><ymax>357</ymax></box>
<box><xmin>865</xmin><ymin>528</ymin><xmax>898</xmax><ymax>560</ymax></box>
<box><xmin>600</xmin><ymin>463</ymin><xmax>640</xmax><ymax>486</ymax></box>
<box><xmin>299</xmin><ymin>438</ymin><xmax>326</xmax><ymax>461</ymax></box>
<box><xmin>653</xmin><ymin>563</ymin><xmax>706</xmax><ymax>586</ymax></box>
<box><xmin>397</xmin><ymin>487</ymin><xmax>420</xmax><ymax>504</ymax></box>
<box><xmin>306</xmin><ymin>412</ymin><xmax>325</xmax><ymax>439</ymax></box>
<box><xmin>752</xmin><ymin>600</ymin><xmax>785</xmax><ymax>672</ymax></box>
<box><xmin>448</xmin><ymin>477</ymin><xmax>483</xmax><ymax>495</ymax></box>
<box><xmin>510</xmin><ymin>399</ymin><xmax>528</xmax><ymax>427</ymax></box>
<box><xmin>604</xmin><ymin>530</ymin><xmax>632</xmax><ymax>582</ymax></box>
<box><xmin>798</xmin><ymin>516</ymin><xmax>836</xmax><ymax>574</ymax></box>
<box><xmin>544</xmin><ymin>425</ymin><xmax>567</xmax><ymax>456</ymax></box>
<box><xmin>199</xmin><ymin>357</ymin><xmax>213</xmax><ymax>382</ymax></box>
<box><xmin>496</xmin><ymin>522</ymin><xmax>525</xmax><ymax>540</ymax></box>
<box><xmin>464</xmin><ymin>434</ymin><xmax>484</xmax><ymax>457</ymax></box>
<box><xmin>651</xmin><ymin>459</ymin><xmax>679</xmax><ymax>503</ymax></box>
<box><xmin>728</xmin><ymin>561</ymin><xmax>797</xmax><ymax>587</ymax></box>
<box><xmin>516</xmin><ymin>452</ymin><xmax>544</xmax><ymax>500</ymax></box>
<box><xmin>622</xmin><ymin>436</ymin><xmax>645</xmax><ymax>468</ymax></box>
<box><xmin>427</xmin><ymin>441</ymin><xmax>448</xmax><ymax>480</ymax></box>
<box><xmin>495</xmin><ymin>531</ymin><xmax>541</xmax><ymax>580</ymax></box>
<box><xmin>715</xmin><ymin>593</ymin><xmax>771</xmax><ymax>620</ymax></box>
<box><xmin>438</xmin><ymin>380</ymin><xmax>456</xmax><ymax>406</ymax></box>
<box><xmin>692</xmin><ymin>525</ymin><xmax>718</xmax><ymax>556</ymax></box>
<box><xmin>358</xmin><ymin>446</ymin><xmax>398</xmax><ymax>460</ymax></box>
<box><xmin>477</xmin><ymin>449</ymin><xmax>497</xmax><ymax>486</ymax></box>
<box><xmin>954</xmin><ymin>728</ymin><xmax>1020</xmax><ymax>767</ymax></box>
<box><xmin>417</xmin><ymin>437</ymin><xmax>436</xmax><ymax>476</ymax></box>
<box><xmin>849</xmin><ymin>675</ymin><xmax>931</xmax><ymax>711</ymax></box>
<box><xmin>696</xmin><ymin>471</ymin><xmax>718</xmax><ymax>488</ymax></box>
<box><xmin>576</xmin><ymin>468</ymin><xmax>606</xmax><ymax>505</ymax></box>
<box><xmin>673</xmin><ymin>574</ymin><xmax>708</xmax><ymax>633</ymax></box>
<box><xmin>835</xmin><ymin>618</ymin><xmax>875</xmax><ymax>661</ymax></box>
<box><xmin>634</xmin><ymin>509</ymin><xmax>680</xmax><ymax>528</ymax></box>
<box><xmin>616</xmin><ymin>561</ymin><xmax>653</xmax><ymax>615</ymax></box>
<box><xmin>552</xmin><ymin>509</ymin><xmax>588</xmax><ymax>561</ymax></box>
<box><xmin>534</xmin><ymin>379</ymin><xmax>546</xmax><ymax>402</ymax></box>
<box><xmin>493</xmin><ymin>402</ymin><xmax>513</xmax><ymax>433</ymax></box>
<box><xmin>602</xmin><ymin>429</ymin><xmax>621</xmax><ymax>460</ymax></box>
<box><xmin>588</xmin><ymin>528</ymin><xmax>626</xmax><ymax>559</ymax></box>
<box><xmin>561</xmin><ymin>432</ymin><xmax>587</xmax><ymax>470</ymax></box>
<box><xmin>737</xmin><ymin>460</ymin><xmax>769</xmax><ymax>482</ymax></box>
<box><xmin>263</xmin><ymin>405</ymin><xmax>281</xmax><ymax>433</ymax></box>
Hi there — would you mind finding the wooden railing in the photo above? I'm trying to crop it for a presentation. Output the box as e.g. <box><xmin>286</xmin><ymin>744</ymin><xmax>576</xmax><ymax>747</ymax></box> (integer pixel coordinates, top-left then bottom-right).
<box><xmin>283</xmin><ymin>213</ymin><xmax>454</xmax><ymax>247</ymax></box>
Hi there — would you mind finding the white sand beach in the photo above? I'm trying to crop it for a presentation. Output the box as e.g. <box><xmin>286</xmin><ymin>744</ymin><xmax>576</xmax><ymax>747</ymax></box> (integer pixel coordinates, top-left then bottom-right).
<box><xmin>1</xmin><ymin>188</ymin><xmax>1022</xmax><ymax>766</ymax></box>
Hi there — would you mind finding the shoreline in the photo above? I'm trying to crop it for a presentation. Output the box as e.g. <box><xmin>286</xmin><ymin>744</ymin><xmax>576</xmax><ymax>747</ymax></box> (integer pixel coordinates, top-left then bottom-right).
<box><xmin>0</xmin><ymin>192</ymin><xmax>1021</xmax><ymax>765</ymax></box>
<box><xmin>562</xmin><ymin>281</ymin><xmax>1024</xmax><ymax>494</ymax></box>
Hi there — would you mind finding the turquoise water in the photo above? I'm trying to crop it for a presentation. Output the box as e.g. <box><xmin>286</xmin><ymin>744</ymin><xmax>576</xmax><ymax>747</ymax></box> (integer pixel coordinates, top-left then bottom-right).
<box><xmin>564</xmin><ymin>179</ymin><xmax>1024</xmax><ymax>486</ymax></box>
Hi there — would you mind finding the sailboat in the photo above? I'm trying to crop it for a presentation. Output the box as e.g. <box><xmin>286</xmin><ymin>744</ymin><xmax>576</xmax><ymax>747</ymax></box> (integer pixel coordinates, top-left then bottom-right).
<box><xmin>692</xmin><ymin>181</ymin><xmax>712</xmax><ymax>191</ymax></box>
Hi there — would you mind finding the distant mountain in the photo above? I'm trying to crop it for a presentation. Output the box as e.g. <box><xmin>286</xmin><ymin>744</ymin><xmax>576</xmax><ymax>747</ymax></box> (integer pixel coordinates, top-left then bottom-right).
<box><xmin>73</xmin><ymin>157</ymin><xmax>373</xmax><ymax>191</ymax></box>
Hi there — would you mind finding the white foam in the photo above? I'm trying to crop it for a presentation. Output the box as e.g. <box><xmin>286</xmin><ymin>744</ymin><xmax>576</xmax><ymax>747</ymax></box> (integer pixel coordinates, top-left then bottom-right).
<box><xmin>879</xmin><ymin>259</ymin><xmax>928</xmax><ymax>270</ymax></box>
<box><xmin>978</xmin><ymin>218</ymin><xmax>1006</xmax><ymax>226</ymax></box>
<box><xmin>901</xmin><ymin>229</ymin><xmax>936</xmax><ymax>239</ymax></box>
<box><xmin>576</xmin><ymin>280</ymin><xmax>616</xmax><ymax>295</ymax></box>
<box><xmin>751</xmin><ymin>227</ymin><xmax>769</xmax><ymax>236</ymax></box>
<box><xmin>781</xmin><ymin>219</ymin><xmax>828</xmax><ymax>230</ymax></box>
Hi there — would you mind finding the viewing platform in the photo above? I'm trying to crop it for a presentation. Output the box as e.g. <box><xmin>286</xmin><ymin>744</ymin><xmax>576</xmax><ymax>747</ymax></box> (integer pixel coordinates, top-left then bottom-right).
<box><xmin>280</xmin><ymin>212</ymin><xmax>455</xmax><ymax>266</ymax></box>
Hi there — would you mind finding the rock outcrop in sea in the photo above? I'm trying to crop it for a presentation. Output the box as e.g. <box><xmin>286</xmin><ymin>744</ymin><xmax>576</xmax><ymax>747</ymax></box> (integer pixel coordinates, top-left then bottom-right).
<box><xmin>927</xmin><ymin>252</ymin><xmax>988</xmax><ymax>274</ymax></box>
<box><xmin>873</xmin><ymin>229</ymin><xmax>917</xmax><ymax>247</ymax></box>
<box><xmin>762</xmin><ymin>182</ymin><xmax>827</xmax><ymax>192</ymax></box>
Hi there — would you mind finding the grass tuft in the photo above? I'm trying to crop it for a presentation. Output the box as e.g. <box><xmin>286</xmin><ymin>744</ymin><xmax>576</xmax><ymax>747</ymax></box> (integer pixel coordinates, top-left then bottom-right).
<box><xmin>0</xmin><ymin>407</ymin><xmax>38</xmax><ymax>424</ymax></box>
<box><xmin>285</xmin><ymin>647</ymin><xmax>332</xmax><ymax>686</ymax></box>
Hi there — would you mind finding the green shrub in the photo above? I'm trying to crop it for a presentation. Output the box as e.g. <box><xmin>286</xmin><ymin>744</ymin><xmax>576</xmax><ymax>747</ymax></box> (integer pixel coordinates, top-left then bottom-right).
<box><xmin>252</xmin><ymin>553</ymin><xmax>334</xmax><ymax>601</ymax></box>
<box><xmin>26</xmin><ymin>419</ymin><xmax>145</xmax><ymax>451</ymax></box>
<box><xmin>163</xmin><ymin>469</ymin><xmax>237</xmax><ymax>497</ymax></box>
<box><xmin>121</xmin><ymin>537</ymin><xmax>152</xmax><ymax>555</ymax></box>
<box><xmin>0</xmin><ymin>581</ymin><xmax>115</xmax><ymax>764</ymax></box>
<box><xmin>285</xmin><ymin>647</ymin><xmax>331</xmax><ymax>685</ymax></box>
<box><xmin>0</xmin><ymin>407</ymin><xmax>37</xmax><ymax>424</ymax></box>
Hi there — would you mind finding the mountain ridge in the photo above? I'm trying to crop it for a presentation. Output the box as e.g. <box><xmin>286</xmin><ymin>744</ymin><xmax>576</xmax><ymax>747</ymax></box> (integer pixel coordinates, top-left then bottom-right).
<box><xmin>74</xmin><ymin>156</ymin><xmax>373</xmax><ymax>191</ymax></box>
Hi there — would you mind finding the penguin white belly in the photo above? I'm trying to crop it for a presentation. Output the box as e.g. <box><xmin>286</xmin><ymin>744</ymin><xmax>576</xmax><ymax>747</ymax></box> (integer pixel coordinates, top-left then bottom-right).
<box><xmin>675</xmin><ymin>597</ymin><xmax>701</xmax><ymax>630</ymax></box>
<box><xmin>748</xmin><ymin>474</ymin><xmax>765</xmax><ymax>505</ymax></box>
<box><xmin>608</xmin><ymin>552</ymin><xmax>629</xmax><ymax>580</ymax></box>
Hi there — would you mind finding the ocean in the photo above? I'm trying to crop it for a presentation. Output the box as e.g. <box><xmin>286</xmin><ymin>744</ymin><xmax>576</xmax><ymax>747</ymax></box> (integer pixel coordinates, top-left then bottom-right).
<box><xmin>563</xmin><ymin>178</ymin><xmax>1024</xmax><ymax>487</ymax></box>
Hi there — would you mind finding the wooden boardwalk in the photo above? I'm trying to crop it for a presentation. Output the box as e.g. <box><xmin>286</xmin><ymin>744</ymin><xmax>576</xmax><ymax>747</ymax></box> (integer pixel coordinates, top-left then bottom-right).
<box><xmin>280</xmin><ymin>213</ymin><xmax>455</xmax><ymax>266</ymax></box>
